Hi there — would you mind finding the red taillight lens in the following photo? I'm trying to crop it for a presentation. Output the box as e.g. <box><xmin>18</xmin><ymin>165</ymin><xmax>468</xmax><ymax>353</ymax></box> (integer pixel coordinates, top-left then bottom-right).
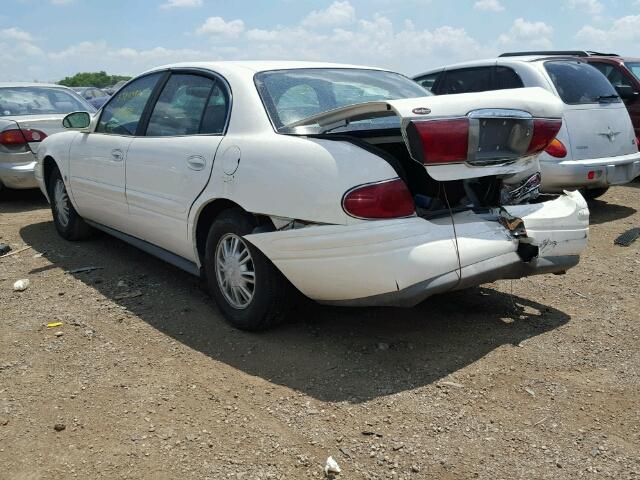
<box><xmin>410</xmin><ymin>119</ymin><xmax>469</xmax><ymax>164</ymax></box>
<box><xmin>0</xmin><ymin>129</ymin><xmax>28</xmax><ymax>146</ymax></box>
<box><xmin>343</xmin><ymin>178</ymin><xmax>415</xmax><ymax>219</ymax></box>
<box><xmin>0</xmin><ymin>128</ymin><xmax>47</xmax><ymax>146</ymax></box>
<box><xmin>527</xmin><ymin>119</ymin><xmax>563</xmax><ymax>155</ymax></box>
<box><xmin>544</xmin><ymin>138</ymin><xmax>567</xmax><ymax>158</ymax></box>
<box><xmin>21</xmin><ymin>129</ymin><xmax>47</xmax><ymax>142</ymax></box>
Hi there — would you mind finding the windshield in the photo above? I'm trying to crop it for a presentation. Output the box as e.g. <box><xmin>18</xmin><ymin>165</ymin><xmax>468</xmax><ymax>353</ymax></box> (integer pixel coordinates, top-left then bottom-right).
<box><xmin>0</xmin><ymin>87</ymin><xmax>94</xmax><ymax>116</ymax></box>
<box><xmin>255</xmin><ymin>68</ymin><xmax>429</xmax><ymax>131</ymax></box>
<box><xmin>625</xmin><ymin>62</ymin><xmax>640</xmax><ymax>82</ymax></box>
<box><xmin>544</xmin><ymin>60</ymin><xmax>621</xmax><ymax>105</ymax></box>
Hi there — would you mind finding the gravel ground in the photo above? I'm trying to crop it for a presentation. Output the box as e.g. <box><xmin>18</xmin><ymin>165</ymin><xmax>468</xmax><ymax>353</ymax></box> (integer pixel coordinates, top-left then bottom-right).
<box><xmin>0</xmin><ymin>185</ymin><xmax>638</xmax><ymax>480</ymax></box>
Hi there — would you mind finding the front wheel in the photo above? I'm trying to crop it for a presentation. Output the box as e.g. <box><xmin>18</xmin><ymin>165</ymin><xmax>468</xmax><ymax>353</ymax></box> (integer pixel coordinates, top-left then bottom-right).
<box><xmin>48</xmin><ymin>166</ymin><xmax>92</xmax><ymax>241</ymax></box>
<box><xmin>204</xmin><ymin>209</ymin><xmax>292</xmax><ymax>330</ymax></box>
<box><xmin>581</xmin><ymin>187</ymin><xmax>609</xmax><ymax>201</ymax></box>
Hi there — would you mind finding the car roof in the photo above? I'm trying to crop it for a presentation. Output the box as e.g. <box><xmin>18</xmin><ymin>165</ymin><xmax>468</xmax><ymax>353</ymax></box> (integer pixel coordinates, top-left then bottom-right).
<box><xmin>0</xmin><ymin>82</ymin><xmax>72</xmax><ymax>89</ymax></box>
<box><xmin>144</xmin><ymin>60</ymin><xmax>386</xmax><ymax>75</ymax></box>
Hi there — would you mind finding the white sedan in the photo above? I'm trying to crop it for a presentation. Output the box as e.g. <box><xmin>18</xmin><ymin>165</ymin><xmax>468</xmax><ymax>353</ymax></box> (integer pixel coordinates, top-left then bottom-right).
<box><xmin>35</xmin><ymin>61</ymin><xmax>589</xmax><ymax>330</ymax></box>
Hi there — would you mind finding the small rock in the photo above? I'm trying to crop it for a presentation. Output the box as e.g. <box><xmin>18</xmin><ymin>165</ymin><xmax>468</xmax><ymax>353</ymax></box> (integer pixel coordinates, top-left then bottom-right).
<box><xmin>0</xmin><ymin>244</ymin><xmax>11</xmax><ymax>256</ymax></box>
<box><xmin>377</xmin><ymin>342</ymin><xmax>390</xmax><ymax>351</ymax></box>
<box><xmin>324</xmin><ymin>456</ymin><xmax>341</xmax><ymax>476</ymax></box>
<box><xmin>411</xmin><ymin>465</ymin><xmax>421</xmax><ymax>473</ymax></box>
<box><xmin>0</xmin><ymin>418</ymin><xmax>8</xmax><ymax>426</ymax></box>
<box><xmin>54</xmin><ymin>423</ymin><xmax>66</xmax><ymax>432</ymax></box>
<box><xmin>12</xmin><ymin>279</ymin><xmax>30</xmax><ymax>292</ymax></box>
<box><xmin>55</xmin><ymin>331</ymin><xmax>64</xmax><ymax>337</ymax></box>
<box><xmin>524</xmin><ymin>387</ymin><xmax>535</xmax><ymax>397</ymax></box>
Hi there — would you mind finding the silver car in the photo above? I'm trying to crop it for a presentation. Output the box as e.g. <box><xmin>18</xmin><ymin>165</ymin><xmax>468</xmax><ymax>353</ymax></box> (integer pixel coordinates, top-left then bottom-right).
<box><xmin>0</xmin><ymin>83</ymin><xmax>94</xmax><ymax>192</ymax></box>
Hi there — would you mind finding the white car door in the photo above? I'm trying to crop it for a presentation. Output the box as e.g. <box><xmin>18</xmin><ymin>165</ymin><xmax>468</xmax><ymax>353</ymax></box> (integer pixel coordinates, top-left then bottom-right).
<box><xmin>69</xmin><ymin>72</ymin><xmax>164</xmax><ymax>231</ymax></box>
<box><xmin>124</xmin><ymin>71</ymin><xmax>230</xmax><ymax>259</ymax></box>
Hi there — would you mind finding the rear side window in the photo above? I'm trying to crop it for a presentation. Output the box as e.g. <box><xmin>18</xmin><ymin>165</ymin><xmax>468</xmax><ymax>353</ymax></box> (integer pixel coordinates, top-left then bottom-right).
<box><xmin>590</xmin><ymin>62</ymin><xmax>633</xmax><ymax>88</ymax></box>
<box><xmin>544</xmin><ymin>60</ymin><xmax>620</xmax><ymax>105</ymax></box>
<box><xmin>495</xmin><ymin>66</ymin><xmax>524</xmax><ymax>90</ymax></box>
<box><xmin>97</xmin><ymin>73</ymin><xmax>162</xmax><ymax>135</ymax></box>
<box><xmin>146</xmin><ymin>74</ymin><xmax>215</xmax><ymax>136</ymax></box>
<box><xmin>414</xmin><ymin>72</ymin><xmax>441</xmax><ymax>92</ymax></box>
<box><xmin>438</xmin><ymin>67</ymin><xmax>493</xmax><ymax>95</ymax></box>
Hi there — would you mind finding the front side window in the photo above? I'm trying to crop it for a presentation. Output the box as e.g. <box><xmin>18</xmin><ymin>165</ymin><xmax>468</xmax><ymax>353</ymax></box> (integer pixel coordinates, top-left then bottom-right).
<box><xmin>146</xmin><ymin>74</ymin><xmax>217</xmax><ymax>136</ymax></box>
<box><xmin>438</xmin><ymin>67</ymin><xmax>493</xmax><ymax>95</ymax></box>
<box><xmin>625</xmin><ymin>62</ymin><xmax>640</xmax><ymax>82</ymax></box>
<box><xmin>544</xmin><ymin>60</ymin><xmax>620</xmax><ymax>105</ymax></box>
<box><xmin>414</xmin><ymin>72</ymin><xmax>441</xmax><ymax>92</ymax></box>
<box><xmin>0</xmin><ymin>87</ymin><xmax>93</xmax><ymax>117</ymax></box>
<box><xmin>255</xmin><ymin>68</ymin><xmax>429</xmax><ymax>130</ymax></box>
<box><xmin>96</xmin><ymin>72</ymin><xmax>162</xmax><ymax>135</ymax></box>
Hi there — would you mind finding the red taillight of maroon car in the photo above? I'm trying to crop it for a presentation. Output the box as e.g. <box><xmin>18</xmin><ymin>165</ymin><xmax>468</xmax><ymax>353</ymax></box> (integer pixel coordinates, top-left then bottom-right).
<box><xmin>408</xmin><ymin>118</ymin><xmax>470</xmax><ymax>165</ymax></box>
<box><xmin>526</xmin><ymin>119</ymin><xmax>563</xmax><ymax>155</ymax></box>
<box><xmin>342</xmin><ymin>178</ymin><xmax>415</xmax><ymax>219</ymax></box>
<box><xmin>0</xmin><ymin>128</ymin><xmax>47</xmax><ymax>147</ymax></box>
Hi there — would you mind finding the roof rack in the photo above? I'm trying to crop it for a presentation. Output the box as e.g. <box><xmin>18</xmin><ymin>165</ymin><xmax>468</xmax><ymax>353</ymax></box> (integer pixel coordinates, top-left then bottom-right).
<box><xmin>499</xmin><ymin>50</ymin><xmax>619</xmax><ymax>58</ymax></box>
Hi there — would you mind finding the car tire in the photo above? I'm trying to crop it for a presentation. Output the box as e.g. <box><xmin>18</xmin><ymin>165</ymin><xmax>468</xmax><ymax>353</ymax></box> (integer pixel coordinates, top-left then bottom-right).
<box><xmin>204</xmin><ymin>208</ymin><xmax>291</xmax><ymax>331</ymax></box>
<box><xmin>581</xmin><ymin>187</ymin><xmax>609</xmax><ymax>201</ymax></box>
<box><xmin>48</xmin><ymin>166</ymin><xmax>92</xmax><ymax>241</ymax></box>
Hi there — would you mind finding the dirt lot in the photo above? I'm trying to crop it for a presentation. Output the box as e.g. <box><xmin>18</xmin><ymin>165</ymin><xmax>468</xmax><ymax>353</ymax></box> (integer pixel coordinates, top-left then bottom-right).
<box><xmin>0</xmin><ymin>185</ymin><xmax>639</xmax><ymax>480</ymax></box>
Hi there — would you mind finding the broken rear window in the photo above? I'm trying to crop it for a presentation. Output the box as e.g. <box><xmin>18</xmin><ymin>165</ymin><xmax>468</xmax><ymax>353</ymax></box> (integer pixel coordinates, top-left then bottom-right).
<box><xmin>255</xmin><ymin>68</ymin><xmax>429</xmax><ymax>131</ymax></box>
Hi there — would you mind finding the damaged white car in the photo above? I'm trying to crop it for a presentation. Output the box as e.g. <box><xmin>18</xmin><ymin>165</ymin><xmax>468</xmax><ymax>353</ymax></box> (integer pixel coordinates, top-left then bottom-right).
<box><xmin>35</xmin><ymin>62</ymin><xmax>589</xmax><ymax>330</ymax></box>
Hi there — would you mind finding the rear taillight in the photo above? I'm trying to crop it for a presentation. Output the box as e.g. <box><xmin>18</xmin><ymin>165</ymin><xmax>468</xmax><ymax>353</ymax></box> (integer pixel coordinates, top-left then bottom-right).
<box><xmin>526</xmin><ymin>119</ymin><xmax>563</xmax><ymax>155</ymax></box>
<box><xmin>545</xmin><ymin>138</ymin><xmax>567</xmax><ymax>158</ymax></box>
<box><xmin>0</xmin><ymin>128</ymin><xmax>47</xmax><ymax>146</ymax></box>
<box><xmin>0</xmin><ymin>129</ymin><xmax>28</xmax><ymax>146</ymax></box>
<box><xmin>22</xmin><ymin>129</ymin><xmax>47</xmax><ymax>142</ymax></box>
<box><xmin>343</xmin><ymin>178</ymin><xmax>415</xmax><ymax>219</ymax></box>
<box><xmin>410</xmin><ymin>119</ymin><xmax>469</xmax><ymax>165</ymax></box>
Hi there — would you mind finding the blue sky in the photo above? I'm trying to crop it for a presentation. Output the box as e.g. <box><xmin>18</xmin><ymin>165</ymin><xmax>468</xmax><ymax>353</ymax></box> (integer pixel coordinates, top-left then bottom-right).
<box><xmin>2</xmin><ymin>0</ymin><xmax>640</xmax><ymax>82</ymax></box>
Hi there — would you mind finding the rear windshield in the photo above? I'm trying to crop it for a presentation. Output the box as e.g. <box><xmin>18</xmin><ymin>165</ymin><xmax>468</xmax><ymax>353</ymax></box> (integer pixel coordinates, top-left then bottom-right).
<box><xmin>625</xmin><ymin>62</ymin><xmax>640</xmax><ymax>82</ymax></box>
<box><xmin>0</xmin><ymin>87</ymin><xmax>94</xmax><ymax>116</ymax></box>
<box><xmin>255</xmin><ymin>68</ymin><xmax>429</xmax><ymax>131</ymax></box>
<box><xmin>544</xmin><ymin>60</ymin><xmax>620</xmax><ymax>105</ymax></box>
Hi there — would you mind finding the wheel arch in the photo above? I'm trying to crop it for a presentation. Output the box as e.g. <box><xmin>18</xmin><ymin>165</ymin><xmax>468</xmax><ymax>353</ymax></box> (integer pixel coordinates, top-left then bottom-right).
<box><xmin>193</xmin><ymin>198</ymin><xmax>274</xmax><ymax>266</ymax></box>
<box><xmin>42</xmin><ymin>155</ymin><xmax>59</xmax><ymax>198</ymax></box>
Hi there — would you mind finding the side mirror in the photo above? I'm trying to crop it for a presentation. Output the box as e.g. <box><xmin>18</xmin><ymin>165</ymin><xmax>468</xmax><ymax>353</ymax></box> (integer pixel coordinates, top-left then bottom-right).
<box><xmin>614</xmin><ymin>85</ymin><xmax>638</xmax><ymax>100</ymax></box>
<box><xmin>63</xmin><ymin>111</ymin><xmax>91</xmax><ymax>129</ymax></box>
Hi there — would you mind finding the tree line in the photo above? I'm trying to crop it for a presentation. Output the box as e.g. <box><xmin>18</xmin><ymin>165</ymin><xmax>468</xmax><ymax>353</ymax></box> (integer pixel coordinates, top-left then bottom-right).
<box><xmin>57</xmin><ymin>71</ymin><xmax>131</xmax><ymax>88</ymax></box>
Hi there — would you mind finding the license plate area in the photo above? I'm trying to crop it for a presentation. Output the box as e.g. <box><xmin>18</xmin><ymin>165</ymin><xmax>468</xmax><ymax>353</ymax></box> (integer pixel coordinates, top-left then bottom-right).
<box><xmin>467</xmin><ymin>109</ymin><xmax>534</xmax><ymax>166</ymax></box>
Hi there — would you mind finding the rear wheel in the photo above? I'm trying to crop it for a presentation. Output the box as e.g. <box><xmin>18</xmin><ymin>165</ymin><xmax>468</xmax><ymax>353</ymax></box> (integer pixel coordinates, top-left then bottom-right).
<box><xmin>581</xmin><ymin>187</ymin><xmax>609</xmax><ymax>201</ymax></box>
<box><xmin>48</xmin><ymin>166</ymin><xmax>92</xmax><ymax>240</ymax></box>
<box><xmin>204</xmin><ymin>209</ymin><xmax>292</xmax><ymax>330</ymax></box>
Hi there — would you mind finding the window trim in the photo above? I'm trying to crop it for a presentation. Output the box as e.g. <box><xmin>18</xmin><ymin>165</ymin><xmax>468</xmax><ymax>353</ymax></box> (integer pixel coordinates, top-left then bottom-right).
<box><xmin>94</xmin><ymin>70</ymin><xmax>168</xmax><ymax>137</ymax></box>
<box><xmin>414</xmin><ymin>71</ymin><xmax>442</xmax><ymax>92</ymax></box>
<box><xmin>140</xmin><ymin>68</ymin><xmax>233</xmax><ymax>138</ymax></box>
<box><xmin>93</xmin><ymin>68</ymin><xmax>233</xmax><ymax>138</ymax></box>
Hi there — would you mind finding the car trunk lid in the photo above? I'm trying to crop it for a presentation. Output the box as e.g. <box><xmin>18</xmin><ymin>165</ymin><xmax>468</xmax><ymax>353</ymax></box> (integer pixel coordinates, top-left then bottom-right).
<box><xmin>562</xmin><ymin>103</ymin><xmax>637</xmax><ymax>160</ymax></box>
<box><xmin>286</xmin><ymin>87</ymin><xmax>564</xmax><ymax>181</ymax></box>
<box><xmin>10</xmin><ymin>114</ymin><xmax>67</xmax><ymax>152</ymax></box>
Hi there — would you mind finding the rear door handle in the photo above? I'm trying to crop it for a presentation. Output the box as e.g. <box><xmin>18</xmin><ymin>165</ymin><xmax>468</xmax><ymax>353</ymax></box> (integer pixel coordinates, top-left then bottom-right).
<box><xmin>111</xmin><ymin>149</ymin><xmax>124</xmax><ymax>161</ymax></box>
<box><xmin>187</xmin><ymin>154</ymin><xmax>206</xmax><ymax>171</ymax></box>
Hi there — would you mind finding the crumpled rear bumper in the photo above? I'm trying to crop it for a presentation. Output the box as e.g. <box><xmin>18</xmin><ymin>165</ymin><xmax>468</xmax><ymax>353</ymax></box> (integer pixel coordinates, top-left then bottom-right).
<box><xmin>244</xmin><ymin>191</ymin><xmax>589</xmax><ymax>306</ymax></box>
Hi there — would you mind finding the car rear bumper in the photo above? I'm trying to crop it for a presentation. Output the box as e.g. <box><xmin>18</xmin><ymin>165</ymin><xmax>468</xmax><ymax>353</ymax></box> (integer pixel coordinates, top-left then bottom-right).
<box><xmin>540</xmin><ymin>152</ymin><xmax>640</xmax><ymax>191</ymax></box>
<box><xmin>0</xmin><ymin>158</ymin><xmax>38</xmax><ymax>190</ymax></box>
<box><xmin>245</xmin><ymin>191</ymin><xmax>589</xmax><ymax>306</ymax></box>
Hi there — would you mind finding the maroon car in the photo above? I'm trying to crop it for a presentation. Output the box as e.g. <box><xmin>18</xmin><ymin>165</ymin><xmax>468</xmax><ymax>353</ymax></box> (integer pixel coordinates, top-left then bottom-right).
<box><xmin>579</xmin><ymin>52</ymin><xmax>640</xmax><ymax>141</ymax></box>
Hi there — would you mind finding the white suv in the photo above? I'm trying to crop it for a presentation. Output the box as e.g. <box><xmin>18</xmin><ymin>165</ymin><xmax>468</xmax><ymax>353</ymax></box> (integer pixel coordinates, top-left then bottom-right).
<box><xmin>415</xmin><ymin>53</ymin><xmax>640</xmax><ymax>199</ymax></box>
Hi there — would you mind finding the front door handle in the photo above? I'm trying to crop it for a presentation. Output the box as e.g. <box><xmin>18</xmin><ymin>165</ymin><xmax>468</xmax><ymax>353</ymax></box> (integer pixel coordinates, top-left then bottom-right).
<box><xmin>187</xmin><ymin>154</ymin><xmax>206</xmax><ymax>171</ymax></box>
<box><xmin>111</xmin><ymin>149</ymin><xmax>124</xmax><ymax>161</ymax></box>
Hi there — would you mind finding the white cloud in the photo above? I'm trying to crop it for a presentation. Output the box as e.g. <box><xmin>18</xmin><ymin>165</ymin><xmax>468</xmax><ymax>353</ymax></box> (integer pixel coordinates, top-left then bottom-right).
<box><xmin>566</xmin><ymin>0</ymin><xmax>604</xmax><ymax>15</ymax></box>
<box><xmin>197</xmin><ymin>16</ymin><xmax>245</xmax><ymax>38</ymax></box>
<box><xmin>575</xmin><ymin>15</ymin><xmax>640</xmax><ymax>48</ymax></box>
<box><xmin>160</xmin><ymin>0</ymin><xmax>202</xmax><ymax>9</ymax></box>
<box><xmin>474</xmin><ymin>0</ymin><xmax>505</xmax><ymax>12</ymax></box>
<box><xmin>498</xmin><ymin>18</ymin><xmax>554</xmax><ymax>49</ymax></box>
<box><xmin>1</xmin><ymin>27</ymin><xmax>34</xmax><ymax>42</ymax></box>
<box><xmin>301</xmin><ymin>1</ymin><xmax>356</xmax><ymax>28</ymax></box>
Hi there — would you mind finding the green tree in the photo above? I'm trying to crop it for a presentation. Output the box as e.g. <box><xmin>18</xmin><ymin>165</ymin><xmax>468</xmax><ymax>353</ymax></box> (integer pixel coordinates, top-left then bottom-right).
<box><xmin>57</xmin><ymin>71</ymin><xmax>131</xmax><ymax>88</ymax></box>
